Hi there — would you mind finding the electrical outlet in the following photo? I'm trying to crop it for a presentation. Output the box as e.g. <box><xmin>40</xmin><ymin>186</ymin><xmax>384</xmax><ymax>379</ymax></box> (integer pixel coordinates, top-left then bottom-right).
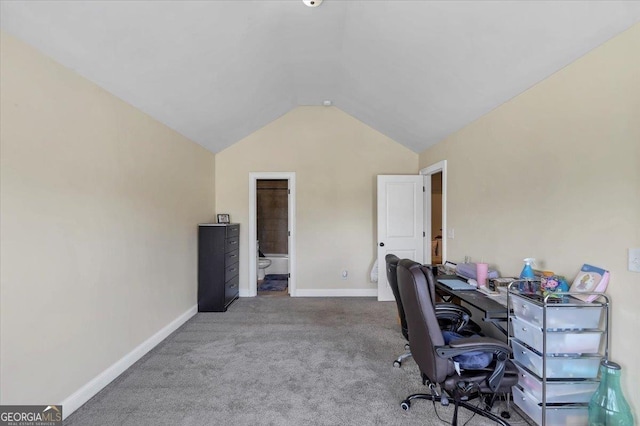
<box><xmin>447</xmin><ymin>228</ymin><xmax>455</xmax><ymax>239</ymax></box>
<box><xmin>629</xmin><ymin>248</ymin><xmax>640</xmax><ymax>273</ymax></box>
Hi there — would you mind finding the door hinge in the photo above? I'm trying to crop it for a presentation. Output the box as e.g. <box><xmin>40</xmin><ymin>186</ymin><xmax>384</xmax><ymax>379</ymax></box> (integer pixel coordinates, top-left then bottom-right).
<box><xmin>423</xmin><ymin>186</ymin><xmax>425</xmax><ymax>192</ymax></box>
<box><xmin>288</xmin><ymin>189</ymin><xmax>291</xmax><ymax>195</ymax></box>
<box><xmin>288</xmin><ymin>273</ymin><xmax>291</xmax><ymax>278</ymax></box>
<box><xmin>423</xmin><ymin>231</ymin><xmax>426</xmax><ymax>237</ymax></box>
<box><xmin>288</xmin><ymin>231</ymin><xmax>291</xmax><ymax>236</ymax></box>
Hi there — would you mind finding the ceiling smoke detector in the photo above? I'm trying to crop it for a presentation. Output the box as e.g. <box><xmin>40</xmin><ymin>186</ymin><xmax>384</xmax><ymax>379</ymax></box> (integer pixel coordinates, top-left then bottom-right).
<box><xmin>303</xmin><ymin>0</ymin><xmax>323</xmax><ymax>7</ymax></box>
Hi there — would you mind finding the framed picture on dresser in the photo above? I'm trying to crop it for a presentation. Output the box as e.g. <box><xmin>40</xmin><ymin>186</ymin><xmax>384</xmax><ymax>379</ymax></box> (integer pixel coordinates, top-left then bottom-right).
<box><xmin>217</xmin><ymin>214</ymin><xmax>230</xmax><ymax>224</ymax></box>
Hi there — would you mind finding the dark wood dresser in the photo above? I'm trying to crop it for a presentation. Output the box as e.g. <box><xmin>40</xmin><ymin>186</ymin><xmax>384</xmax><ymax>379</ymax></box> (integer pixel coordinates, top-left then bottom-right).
<box><xmin>198</xmin><ymin>224</ymin><xmax>240</xmax><ymax>312</ymax></box>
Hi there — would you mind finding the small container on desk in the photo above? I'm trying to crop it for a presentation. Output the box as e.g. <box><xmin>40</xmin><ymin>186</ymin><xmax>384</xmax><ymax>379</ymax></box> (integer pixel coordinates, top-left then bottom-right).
<box><xmin>507</xmin><ymin>281</ymin><xmax>610</xmax><ymax>426</ymax></box>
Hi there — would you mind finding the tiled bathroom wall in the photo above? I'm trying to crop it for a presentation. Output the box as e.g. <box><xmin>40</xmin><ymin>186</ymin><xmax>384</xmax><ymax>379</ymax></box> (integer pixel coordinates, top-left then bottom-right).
<box><xmin>257</xmin><ymin>179</ymin><xmax>288</xmax><ymax>254</ymax></box>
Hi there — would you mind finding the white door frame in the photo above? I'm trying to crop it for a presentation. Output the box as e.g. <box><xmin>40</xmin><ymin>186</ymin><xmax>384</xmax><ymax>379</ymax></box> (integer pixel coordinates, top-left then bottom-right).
<box><xmin>248</xmin><ymin>172</ymin><xmax>296</xmax><ymax>297</ymax></box>
<box><xmin>420</xmin><ymin>160</ymin><xmax>447</xmax><ymax>264</ymax></box>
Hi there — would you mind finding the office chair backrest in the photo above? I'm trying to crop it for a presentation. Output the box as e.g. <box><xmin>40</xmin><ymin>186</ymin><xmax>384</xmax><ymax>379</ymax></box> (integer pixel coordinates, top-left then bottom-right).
<box><xmin>385</xmin><ymin>254</ymin><xmax>409</xmax><ymax>340</ymax></box>
<box><xmin>397</xmin><ymin>258</ymin><xmax>452</xmax><ymax>384</ymax></box>
<box><xmin>420</xmin><ymin>265</ymin><xmax>438</xmax><ymax>306</ymax></box>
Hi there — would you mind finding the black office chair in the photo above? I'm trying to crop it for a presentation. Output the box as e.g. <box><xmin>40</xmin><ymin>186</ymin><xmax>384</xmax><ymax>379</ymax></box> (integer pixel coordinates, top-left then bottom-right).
<box><xmin>386</xmin><ymin>254</ymin><xmax>413</xmax><ymax>367</ymax></box>
<box><xmin>385</xmin><ymin>254</ymin><xmax>479</xmax><ymax>368</ymax></box>
<box><xmin>396</xmin><ymin>259</ymin><xmax>517</xmax><ymax>426</ymax></box>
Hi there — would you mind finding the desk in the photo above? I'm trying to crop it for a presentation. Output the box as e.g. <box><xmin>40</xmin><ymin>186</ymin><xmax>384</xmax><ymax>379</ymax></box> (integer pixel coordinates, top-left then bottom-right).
<box><xmin>435</xmin><ymin>277</ymin><xmax>509</xmax><ymax>339</ymax></box>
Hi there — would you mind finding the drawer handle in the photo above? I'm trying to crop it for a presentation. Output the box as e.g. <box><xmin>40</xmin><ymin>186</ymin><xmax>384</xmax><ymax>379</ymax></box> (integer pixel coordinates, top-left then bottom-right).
<box><xmin>230</xmin><ymin>241</ymin><xmax>238</xmax><ymax>245</ymax></box>
<box><xmin>230</xmin><ymin>254</ymin><xmax>237</xmax><ymax>258</ymax></box>
<box><xmin>229</xmin><ymin>268</ymin><xmax>237</xmax><ymax>272</ymax></box>
<box><xmin>522</xmin><ymin>327</ymin><xmax>527</xmax><ymax>331</ymax></box>
<box><xmin>522</xmin><ymin>351</ymin><xmax>526</xmax><ymax>355</ymax></box>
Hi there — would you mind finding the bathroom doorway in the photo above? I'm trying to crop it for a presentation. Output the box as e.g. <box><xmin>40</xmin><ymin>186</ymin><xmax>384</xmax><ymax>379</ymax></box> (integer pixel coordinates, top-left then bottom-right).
<box><xmin>256</xmin><ymin>179</ymin><xmax>289</xmax><ymax>296</ymax></box>
<box><xmin>248</xmin><ymin>172</ymin><xmax>296</xmax><ymax>298</ymax></box>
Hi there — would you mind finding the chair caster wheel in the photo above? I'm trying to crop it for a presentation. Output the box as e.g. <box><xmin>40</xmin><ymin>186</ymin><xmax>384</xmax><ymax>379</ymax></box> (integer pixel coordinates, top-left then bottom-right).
<box><xmin>393</xmin><ymin>360</ymin><xmax>401</xmax><ymax>368</ymax></box>
<box><xmin>400</xmin><ymin>401</ymin><xmax>410</xmax><ymax>411</ymax></box>
<box><xmin>441</xmin><ymin>395</ymin><xmax>449</xmax><ymax>406</ymax></box>
<box><xmin>501</xmin><ymin>411</ymin><xmax>510</xmax><ymax>419</ymax></box>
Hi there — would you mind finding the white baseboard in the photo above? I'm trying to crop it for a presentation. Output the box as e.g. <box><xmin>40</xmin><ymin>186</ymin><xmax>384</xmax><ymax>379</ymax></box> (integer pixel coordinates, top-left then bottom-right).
<box><xmin>294</xmin><ymin>288</ymin><xmax>378</xmax><ymax>297</ymax></box>
<box><xmin>60</xmin><ymin>305</ymin><xmax>198</xmax><ymax>419</ymax></box>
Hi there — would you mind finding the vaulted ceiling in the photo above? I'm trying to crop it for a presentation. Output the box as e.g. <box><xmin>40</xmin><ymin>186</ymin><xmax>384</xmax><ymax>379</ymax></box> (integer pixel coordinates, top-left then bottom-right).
<box><xmin>2</xmin><ymin>1</ymin><xmax>639</xmax><ymax>153</ymax></box>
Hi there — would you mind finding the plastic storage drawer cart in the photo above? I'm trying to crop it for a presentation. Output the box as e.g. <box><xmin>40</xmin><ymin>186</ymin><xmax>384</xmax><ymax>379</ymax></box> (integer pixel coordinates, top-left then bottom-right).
<box><xmin>508</xmin><ymin>283</ymin><xmax>609</xmax><ymax>426</ymax></box>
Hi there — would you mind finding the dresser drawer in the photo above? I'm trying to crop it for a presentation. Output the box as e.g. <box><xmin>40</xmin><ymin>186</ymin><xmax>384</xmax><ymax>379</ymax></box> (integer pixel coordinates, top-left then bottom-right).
<box><xmin>227</xmin><ymin>225</ymin><xmax>239</xmax><ymax>238</ymax></box>
<box><xmin>225</xmin><ymin>262</ymin><xmax>239</xmax><ymax>282</ymax></box>
<box><xmin>225</xmin><ymin>236</ymin><xmax>239</xmax><ymax>252</ymax></box>
<box><xmin>226</xmin><ymin>275</ymin><xmax>239</xmax><ymax>302</ymax></box>
<box><xmin>225</xmin><ymin>249</ymin><xmax>239</xmax><ymax>264</ymax></box>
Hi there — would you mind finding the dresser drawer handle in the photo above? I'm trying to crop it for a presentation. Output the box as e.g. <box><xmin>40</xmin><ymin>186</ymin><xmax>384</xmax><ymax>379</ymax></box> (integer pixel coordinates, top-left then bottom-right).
<box><xmin>229</xmin><ymin>267</ymin><xmax>237</xmax><ymax>272</ymax></box>
<box><xmin>230</xmin><ymin>241</ymin><xmax>238</xmax><ymax>245</ymax></box>
<box><xmin>230</xmin><ymin>254</ymin><xmax>237</xmax><ymax>258</ymax></box>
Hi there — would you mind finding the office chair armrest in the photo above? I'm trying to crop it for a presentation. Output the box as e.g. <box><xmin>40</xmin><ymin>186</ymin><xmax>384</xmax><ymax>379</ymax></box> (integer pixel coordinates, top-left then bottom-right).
<box><xmin>446</xmin><ymin>336</ymin><xmax>510</xmax><ymax>353</ymax></box>
<box><xmin>435</xmin><ymin>337</ymin><xmax>511</xmax><ymax>392</ymax></box>
<box><xmin>435</xmin><ymin>343</ymin><xmax>509</xmax><ymax>359</ymax></box>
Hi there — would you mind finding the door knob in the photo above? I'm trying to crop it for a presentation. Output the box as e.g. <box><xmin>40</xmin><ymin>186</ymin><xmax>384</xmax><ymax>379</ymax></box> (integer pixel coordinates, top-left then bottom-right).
<box><xmin>379</xmin><ymin>242</ymin><xmax>385</xmax><ymax>247</ymax></box>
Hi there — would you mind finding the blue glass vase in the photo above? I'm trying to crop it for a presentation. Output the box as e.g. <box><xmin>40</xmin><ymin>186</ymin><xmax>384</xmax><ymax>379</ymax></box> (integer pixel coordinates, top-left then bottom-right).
<box><xmin>588</xmin><ymin>360</ymin><xmax>634</xmax><ymax>426</ymax></box>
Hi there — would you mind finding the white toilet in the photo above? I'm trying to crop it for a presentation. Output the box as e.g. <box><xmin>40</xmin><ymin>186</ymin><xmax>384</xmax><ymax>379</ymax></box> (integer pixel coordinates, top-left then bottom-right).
<box><xmin>258</xmin><ymin>258</ymin><xmax>272</xmax><ymax>280</ymax></box>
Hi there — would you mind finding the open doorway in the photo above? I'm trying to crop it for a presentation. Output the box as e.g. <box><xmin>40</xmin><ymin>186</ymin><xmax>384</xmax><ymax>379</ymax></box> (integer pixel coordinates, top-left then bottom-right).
<box><xmin>420</xmin><ymin>160</ymin><xmax>447</xmax><ymax>265</ymax></box>
<box><xmin>256</xmin><ymin>179</ymin><xmax>289</xmax><ymax>296</ymax></box>
<box><xmin>248</xmin><ymin>172</ymin><xmax>296</xmax><ymax>298</ymax></box>
<box><xmin>431</xmin><ymin>172</ymin><xmax>443</xmax><ymax>264</ymax></box>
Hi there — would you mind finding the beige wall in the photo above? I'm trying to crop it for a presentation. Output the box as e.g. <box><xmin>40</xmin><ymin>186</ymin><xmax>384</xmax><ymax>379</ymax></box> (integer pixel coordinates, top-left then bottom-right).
<box><xmin>216</xmin><ymin>106</ymin><xmax>418</xmax><ymax>294</ymax></box>
<box><xmin>419</xmin><ymin>24</ymin><xmax>640</xmax><ymax>413</ymax></box>
<box><xmin>0</xmin><ymin>33</ymin><xmax>215</xmax><ymax>405</ymax></box>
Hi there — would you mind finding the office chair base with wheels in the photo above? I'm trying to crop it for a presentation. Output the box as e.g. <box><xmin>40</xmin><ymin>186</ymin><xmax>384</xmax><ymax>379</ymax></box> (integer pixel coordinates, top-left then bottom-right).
<box><xmin>393</xmin><ymin>351</ymin><xmax>412</xmax><ymax>368</ymax></box>
<box><xmin>400</xmin><ymin>380</ymin><xmax>512</xmax><ymax>426</ymax></box>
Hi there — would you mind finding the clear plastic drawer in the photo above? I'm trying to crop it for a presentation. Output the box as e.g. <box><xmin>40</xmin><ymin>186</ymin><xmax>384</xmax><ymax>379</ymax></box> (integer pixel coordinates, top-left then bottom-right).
<box><xmin>512</xmin><ymin>340</ymin><xmax>601</xmax><ymax>379</ymax></box>
<box><xmin>510</xmin><ymin>293</ymin><xmax>603</xmax><ymax>330</ymax></box>
<box><xmin>515</xmin><ymin>363</ymin><xmax>598</xmax><ymax>403</ymax></box>
<box><xmin>513</xmin><ymin>386</ymin><xmax>589</xmax><ymax>426</ymax></box>
<box><xmin>511</xmin><ymin>316</ymin><xmax>602</xmax><ymax>354</ymax></box>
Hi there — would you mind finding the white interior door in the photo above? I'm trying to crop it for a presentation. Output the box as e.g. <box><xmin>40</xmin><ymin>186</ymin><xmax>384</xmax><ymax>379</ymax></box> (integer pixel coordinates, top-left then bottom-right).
<box><xmin>377</xmin><ymin>175</ymin><xmax>424</xmax><ymax>301</ymax></box>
